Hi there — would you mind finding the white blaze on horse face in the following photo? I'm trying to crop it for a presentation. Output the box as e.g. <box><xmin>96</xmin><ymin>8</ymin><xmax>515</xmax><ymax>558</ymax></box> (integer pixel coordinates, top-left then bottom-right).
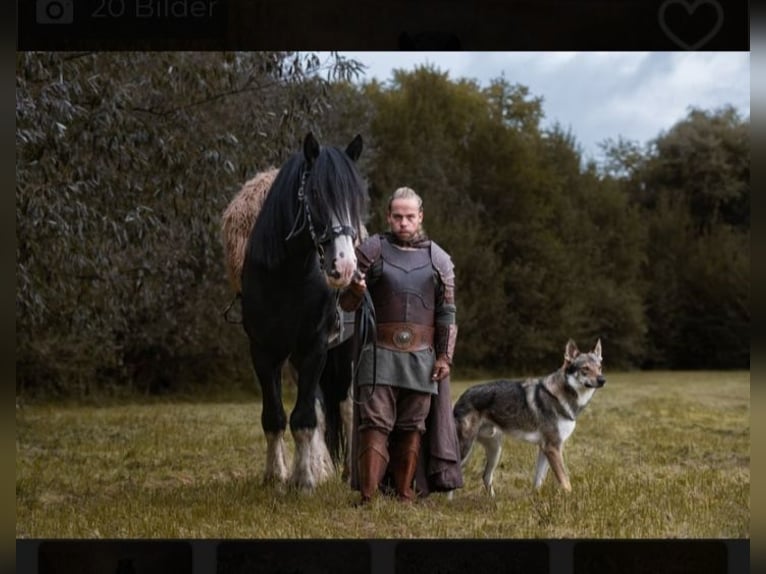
<box><xmin>325</xmin><ymin>211</ymin><xmax>357</xmax><ymax>289</ymax></box>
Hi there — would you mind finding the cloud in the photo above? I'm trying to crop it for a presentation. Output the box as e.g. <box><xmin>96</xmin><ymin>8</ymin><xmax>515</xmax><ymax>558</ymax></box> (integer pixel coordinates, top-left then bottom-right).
<box><xmin>595</xmin><ymin>53</ymin><xmax>750</xmax><ymax>140</ymax></box>
<box><xmin>331</xmin><ymin>51</ymin><xmax>749</xmax><ymax>162</ymax></box>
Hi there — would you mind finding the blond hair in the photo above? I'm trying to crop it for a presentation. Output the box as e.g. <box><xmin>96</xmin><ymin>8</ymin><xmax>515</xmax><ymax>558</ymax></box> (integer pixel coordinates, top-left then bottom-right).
<box><xmin>387</xmin><ymin>187</ymin><xmax>423</xmax><ymax>212</ymax></box>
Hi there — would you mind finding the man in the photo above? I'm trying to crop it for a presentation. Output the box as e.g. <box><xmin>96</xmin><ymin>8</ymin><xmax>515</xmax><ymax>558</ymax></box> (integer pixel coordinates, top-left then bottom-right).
<box><xmin>340</xmin><ymin>186</ymin><xmax>462</xmax><ymax>504</ymax></box>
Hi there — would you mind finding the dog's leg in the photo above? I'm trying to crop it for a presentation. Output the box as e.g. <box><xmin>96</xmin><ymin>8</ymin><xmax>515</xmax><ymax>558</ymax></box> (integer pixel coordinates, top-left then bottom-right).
<box><xmin>533</xmin><ymin>448</ymin><xmax>550</xmax><ymax>489</ymax></box>
<box><xmin>450</xmin><ymin>415</ymin><xmax>478</xmax><ymax>500</ymax></box>
<box><xmin>477</xmin><ymin>427</ymin><xmax>502</xmax><ymax>497</ymax></box>
<box><xmin>457</xmin><ymin>413</ymin><xmax>481</xmax><ymax>465</ymax></box>
<box><xmin>542</xmin><ymin>443</ymin><xmax>571</xmax><ymax>492</ymax></box>
<box><xmin>459</xmin><ymin>439</ymin><xmax>475</xmax><ymax>467</ymax></box>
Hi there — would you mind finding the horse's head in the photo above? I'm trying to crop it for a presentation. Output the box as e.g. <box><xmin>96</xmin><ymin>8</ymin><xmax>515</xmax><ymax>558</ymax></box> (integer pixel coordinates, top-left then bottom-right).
<box><xmin>302</xmin><ymin>132</ymin><xmax>367</xmax><ymax>290</ymax></box>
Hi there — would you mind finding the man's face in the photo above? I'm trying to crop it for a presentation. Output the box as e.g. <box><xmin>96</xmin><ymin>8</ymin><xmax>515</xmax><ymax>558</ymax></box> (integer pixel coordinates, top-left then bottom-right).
<box><xmin>387</xmin><ymin>197</ymin><xmax>423</xmax><ymax>242</ymax></box>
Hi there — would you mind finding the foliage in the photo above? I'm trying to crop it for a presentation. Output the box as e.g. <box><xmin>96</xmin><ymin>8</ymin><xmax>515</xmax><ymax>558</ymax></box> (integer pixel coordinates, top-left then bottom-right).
<box><xmin>364</xmin><ymin>68</ymin><xmax>647</xmax><ymax>370</ymax></box>
<box><xmin>16</xmin><ymin>58</ymin><xmax>749</xmax><ymax>396</ymax></box>
<box><xmin>603</xmin><ymin>106</ymin><xmax>750</xmax><ymax>368</ymax></box>
<box><xmin>16</xmin><ymin>52</ymin><xmax>365</xmax><ymax>396</ymax></box>
<box><xmin>643</xmin><ymin>107</ymin><xmax>750</xmax><ymax>231</ymax></box>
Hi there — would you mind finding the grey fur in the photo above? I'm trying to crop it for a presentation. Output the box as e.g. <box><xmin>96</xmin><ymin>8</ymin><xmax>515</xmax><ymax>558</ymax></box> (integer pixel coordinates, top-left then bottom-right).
<box><xmin>453</xmin><ymin>339</ymin><xmax>605</xmax><ymax>495</ymax></box>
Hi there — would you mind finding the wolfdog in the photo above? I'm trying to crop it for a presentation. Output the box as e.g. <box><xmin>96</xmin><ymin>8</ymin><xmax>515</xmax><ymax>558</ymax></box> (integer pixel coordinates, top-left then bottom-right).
<box><xmin>453</xmin><ymin>339</ymin><xmax>605</xmax><ymax>495</ymax></box>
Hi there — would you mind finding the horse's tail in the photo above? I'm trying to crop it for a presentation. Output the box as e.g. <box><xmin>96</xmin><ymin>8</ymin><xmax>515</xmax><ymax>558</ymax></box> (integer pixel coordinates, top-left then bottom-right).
<box><xmin>319</xmin><ymin>337</ymin><xmax>354</xmax><ymax>466</ymax></box>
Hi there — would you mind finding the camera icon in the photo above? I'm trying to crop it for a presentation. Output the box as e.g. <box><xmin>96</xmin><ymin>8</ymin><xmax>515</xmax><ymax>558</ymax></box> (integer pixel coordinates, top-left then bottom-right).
<box><xmin>36</xmin><ymin>0</ymin><xmax>74</xmax><ymax>24</ymax></box>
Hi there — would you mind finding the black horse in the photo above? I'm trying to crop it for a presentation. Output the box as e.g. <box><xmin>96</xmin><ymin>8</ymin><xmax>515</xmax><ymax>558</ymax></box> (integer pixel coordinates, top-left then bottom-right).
<box><xmin>241</xmin><ymin>132</ymin><xmax>367</xmax><ymax>490</ymax></box>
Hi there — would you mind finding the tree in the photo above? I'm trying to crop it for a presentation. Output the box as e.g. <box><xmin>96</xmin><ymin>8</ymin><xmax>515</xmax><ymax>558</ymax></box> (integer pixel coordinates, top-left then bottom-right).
<box><xmin>365</xmin><ymin>68</ymin><xmax>647</xmax><ymax>371</ymax></box>
<box><xmin>638</xmin><ymin>106</ymin><xmax>749</xmax><ymax>231</ymax></box>
<box><xmin>16</xmin><ymin>52</ymin><xmax>364</xmax><ymax>395</ymax></box>
<box><xmin>604</xmin><ymin>106</ymin><xmax>750</xmax><ymax>368</ymax></box>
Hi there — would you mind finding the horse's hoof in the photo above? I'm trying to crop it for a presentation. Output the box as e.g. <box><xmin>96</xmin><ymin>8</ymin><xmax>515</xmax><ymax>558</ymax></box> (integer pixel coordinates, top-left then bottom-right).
<box><xmin>312</xmin><ymin>465</ymin><xmax>333</xmax><ymax>485</ymax></box>
<box><xmin>262</xmin><ymin>475</ymin><xmax>288</xmax><ymax>490</ymax></box>
<box><xmin>288</xmin><ymin>473</ymin><xmax>317</xmax><ymax>492</ymax></box>
<box><xmin>290</xmin><ymin>482</ymin><xmax>316</xmax><ymax>493</ymax></box>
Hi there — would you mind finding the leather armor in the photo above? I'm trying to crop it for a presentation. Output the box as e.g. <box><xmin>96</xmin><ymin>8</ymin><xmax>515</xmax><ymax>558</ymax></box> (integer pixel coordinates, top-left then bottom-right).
<box><xmin>339</xmin><ymin>233</ymin><xmax>457</xmax><ymax>361</ymax></box>
<box><xmin>373</xmin><ymin>240</ymin><xmax>435</xmax><ymax>323</ymax></box>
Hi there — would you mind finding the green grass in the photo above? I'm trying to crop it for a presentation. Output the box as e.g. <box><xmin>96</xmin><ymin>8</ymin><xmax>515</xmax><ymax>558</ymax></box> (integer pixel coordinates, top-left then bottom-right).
<box><xmin>16</xmin><ymin>371</ymin><xmax>749</xmax><ymax>538</ymax></box>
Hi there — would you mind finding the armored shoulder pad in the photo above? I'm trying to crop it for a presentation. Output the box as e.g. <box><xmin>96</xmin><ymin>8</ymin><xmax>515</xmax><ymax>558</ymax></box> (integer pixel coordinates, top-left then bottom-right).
<box><xmin>430</xmin><ymin>240</ymin><xmax>455</xmax><ymax>288</ymax></box>
<box><xmin>356</xmin><ymin>233</ymin><xmax>383</xmax><ymax>273</ymax></box>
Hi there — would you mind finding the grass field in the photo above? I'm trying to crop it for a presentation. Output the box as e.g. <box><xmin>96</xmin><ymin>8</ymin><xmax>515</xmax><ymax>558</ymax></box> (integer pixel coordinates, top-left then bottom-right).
<box><xmin>16</xmin><ymin>371</ymin><xmax>749</xmax><ymax>539</ymax></box>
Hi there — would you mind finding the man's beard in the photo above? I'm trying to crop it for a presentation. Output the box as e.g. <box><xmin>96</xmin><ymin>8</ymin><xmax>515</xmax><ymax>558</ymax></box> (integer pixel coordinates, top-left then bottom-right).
<box><xmin>386</xmin><ymin>229</ymin><xmax>428</xmax><ymax>247</ymax></box>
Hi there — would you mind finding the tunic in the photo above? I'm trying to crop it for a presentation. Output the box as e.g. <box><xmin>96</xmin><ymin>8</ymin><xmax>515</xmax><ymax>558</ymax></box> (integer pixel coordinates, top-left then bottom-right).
<box><xmin>355</xmin><ymin>234</ymin><xmax>456</xmax><ymax>394</ymax></box>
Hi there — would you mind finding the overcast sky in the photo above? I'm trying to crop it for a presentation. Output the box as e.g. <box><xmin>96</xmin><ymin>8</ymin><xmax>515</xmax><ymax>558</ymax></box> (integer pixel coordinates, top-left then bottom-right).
<box><xmin>330</xmin><ymin>52</ymin><xmax>750</xmax><ymax>165</ymax></box>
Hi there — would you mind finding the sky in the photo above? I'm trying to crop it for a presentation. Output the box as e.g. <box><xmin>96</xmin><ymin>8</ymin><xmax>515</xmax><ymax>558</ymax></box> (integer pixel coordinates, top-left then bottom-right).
<box><xmin>330</xmin><ymin>52</ymin><xmax>750</xmax><ymax>165</ymax></box>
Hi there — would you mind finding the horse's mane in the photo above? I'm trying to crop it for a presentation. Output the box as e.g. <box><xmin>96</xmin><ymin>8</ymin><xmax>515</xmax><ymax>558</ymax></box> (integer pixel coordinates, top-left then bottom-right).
<box><xmin>221</xmin><ymin>167</ymin><xmax>279</xmax><ymax>293</ymax></box>
<box><xmin>248</xmin><ymin>145</ymin><xmax>368</xmax><ymax>269</ymax></box>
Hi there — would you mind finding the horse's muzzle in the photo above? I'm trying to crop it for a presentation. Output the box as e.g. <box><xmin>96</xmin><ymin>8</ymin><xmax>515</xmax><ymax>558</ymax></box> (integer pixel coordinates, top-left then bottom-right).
<box><xmin>326</xmin><ymin>257</ymin><xmax>356</xmax><ymax>289</ymax></box>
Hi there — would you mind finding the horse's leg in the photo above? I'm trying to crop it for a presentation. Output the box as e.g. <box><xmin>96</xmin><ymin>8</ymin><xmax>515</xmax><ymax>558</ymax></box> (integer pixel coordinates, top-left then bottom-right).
<box><xmin>250</xmin><ymin>341</ymin><xmax>290</xmax><ymax>484</ymax></box>
<box><xmin>318</xmin><ymin>336</ymin><xmax>355</xmax><ymax>476</ymax></box>
<box><xmin>289</xmin><ymin>349</ymin><xmax>334</xmax><ymax>490</ymax></box>
<box><xmin>310</xmin><ymin>392</ymin><xmax>335</xmax><ymax>482</ymax></box>
<box><xmin>333</xmin><ymin>338</ymin><xmax>355</xmax><ymax>482</ymax></box>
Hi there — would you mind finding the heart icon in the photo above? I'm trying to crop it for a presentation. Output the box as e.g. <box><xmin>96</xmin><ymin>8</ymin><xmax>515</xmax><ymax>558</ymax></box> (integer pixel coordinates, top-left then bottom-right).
<box><xmin>658</xmin><ymin>0</ymin><xmax>724</xmax><ymax>50</ymax></box>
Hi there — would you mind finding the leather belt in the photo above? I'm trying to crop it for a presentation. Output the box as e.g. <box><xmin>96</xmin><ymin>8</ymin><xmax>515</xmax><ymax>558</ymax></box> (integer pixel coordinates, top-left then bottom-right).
<box><xmin>376</xmin><ymin>322</ymin><xmax>434</xmax><ymax>352</ymax></box>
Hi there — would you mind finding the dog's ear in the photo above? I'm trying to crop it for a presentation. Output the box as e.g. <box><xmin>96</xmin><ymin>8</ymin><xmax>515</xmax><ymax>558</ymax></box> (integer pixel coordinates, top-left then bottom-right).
<box><xmin>564</xmin><ymin>339</ymin><xmax>579</xmax><ymax>364</ymax></box>
<box><xmin>592</xmin><ymin>338</ymin><xmax>602</xmax><ymax>361</ymax></box>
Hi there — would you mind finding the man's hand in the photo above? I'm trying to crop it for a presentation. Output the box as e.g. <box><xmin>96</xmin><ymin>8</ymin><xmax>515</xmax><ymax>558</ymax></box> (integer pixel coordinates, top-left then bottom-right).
<box><xmin>348</xmin><ymin>273</ymin><xmax>366</xmax><ymax>295</ymax></box>
<box><xmin>432</xmin><ymin>355</ymin><xmax>451</xmax><ymax>381</ymax></box>
<box><xmin>339</xmin><ymin>272</ymin><xmax>366</xmax><ymax>312</ymax></box>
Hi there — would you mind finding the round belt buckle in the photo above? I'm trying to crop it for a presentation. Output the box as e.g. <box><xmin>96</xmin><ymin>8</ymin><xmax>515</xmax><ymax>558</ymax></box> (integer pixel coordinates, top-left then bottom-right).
<box><xmin>393</xmin><ymin>328</ymin><xmax>414</xmax><ymax>349</ymax></box>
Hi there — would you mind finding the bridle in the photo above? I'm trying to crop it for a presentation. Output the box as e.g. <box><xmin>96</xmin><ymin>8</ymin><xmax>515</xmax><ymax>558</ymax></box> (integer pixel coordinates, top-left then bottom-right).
<box><xmin>284</xmin><ymin>168</ymin><xmax>378</xmax><ymax>402</ymax></box>
<box><xmin>286</xmin><ymin>168</ymin><xmax>357</xmax><ymax>266</ymax></box>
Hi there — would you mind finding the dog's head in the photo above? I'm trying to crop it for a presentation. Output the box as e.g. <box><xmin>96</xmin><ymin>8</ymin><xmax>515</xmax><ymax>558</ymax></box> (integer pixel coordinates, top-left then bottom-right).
<box><xmin>563</xmin><ymin>339</ymin><xmax>605</xmax><ymax>389</ymax></box>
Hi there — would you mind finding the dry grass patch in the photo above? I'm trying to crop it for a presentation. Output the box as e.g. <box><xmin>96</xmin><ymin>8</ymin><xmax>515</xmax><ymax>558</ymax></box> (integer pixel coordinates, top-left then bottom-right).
<box><xmin>16</xmin><ymin>371</ymin><xmax>749</xmax><ymax>538</ymax></box>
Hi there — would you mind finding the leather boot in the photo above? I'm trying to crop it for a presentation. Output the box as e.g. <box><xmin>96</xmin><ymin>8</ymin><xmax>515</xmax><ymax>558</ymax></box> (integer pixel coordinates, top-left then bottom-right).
<box><xmin>390</xmin><ymin>430</ymin><xmax>421</xmax><ymax>502</ymax></box>
<box><xmin>357</xmin><ymin>429</ymin><xmax>389</xmax><ymax>504</ymax></box>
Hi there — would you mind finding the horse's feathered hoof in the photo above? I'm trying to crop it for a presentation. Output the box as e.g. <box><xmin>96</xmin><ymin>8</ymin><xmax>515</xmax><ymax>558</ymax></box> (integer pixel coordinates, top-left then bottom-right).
<box><xmin>288</xmin><ymin>474</ymin><xmax>317</xmax><ymax>492</ymax></box>
<box><xmin>262</xmin><ymin>473</ymin><xmax>289</xmax><ymax>487</ymax></box>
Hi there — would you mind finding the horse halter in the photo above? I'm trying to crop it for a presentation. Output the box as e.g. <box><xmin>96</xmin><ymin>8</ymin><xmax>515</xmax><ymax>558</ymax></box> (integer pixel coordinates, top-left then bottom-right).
<box><xmin>286</xmin><ymin>168</ymin><xmax>357</xmax><ymax>266</ymax></box>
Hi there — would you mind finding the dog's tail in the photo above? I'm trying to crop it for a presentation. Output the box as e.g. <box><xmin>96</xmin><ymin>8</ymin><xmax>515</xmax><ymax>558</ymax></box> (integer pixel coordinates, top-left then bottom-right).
<box><xmin>452</xmin><ymin>390</ymin><xmax>474</xmax><ymax>421</ymax></box>
<box><xmin>454</xmin><ymin>381</ymin><xmax>504</xmax><ymax>419</ymax></box>
<box><xmin>453</xmin><ymin>382</ymin><xmax>501</xmax><ymax>463</ymax></box>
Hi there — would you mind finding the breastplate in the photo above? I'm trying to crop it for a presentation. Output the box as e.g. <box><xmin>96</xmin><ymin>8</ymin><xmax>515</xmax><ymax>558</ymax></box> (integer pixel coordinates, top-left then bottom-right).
<box><xmin>370</xmin><ymin>239</ymin><xmax>435</xmax><ymax>326</ymax></box>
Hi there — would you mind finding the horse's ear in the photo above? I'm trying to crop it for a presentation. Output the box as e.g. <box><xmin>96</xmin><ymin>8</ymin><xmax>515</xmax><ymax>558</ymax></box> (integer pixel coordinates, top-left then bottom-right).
<box><xmin>345</xmin><ymin>134</ymin><xmax>363</xmax><ymax>162</ymax></box>
<box><xmin>303</xmin><ymin>132</ymin><xmax>320</xmax><ymax>166</ymax></box>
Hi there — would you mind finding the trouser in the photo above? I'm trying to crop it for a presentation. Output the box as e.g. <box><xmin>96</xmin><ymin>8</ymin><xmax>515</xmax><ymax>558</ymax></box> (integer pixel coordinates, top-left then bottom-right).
<box><xmin>357</xmin><ymin>386</ymin><xmax>432</xmax><ymax>502</ymax></box>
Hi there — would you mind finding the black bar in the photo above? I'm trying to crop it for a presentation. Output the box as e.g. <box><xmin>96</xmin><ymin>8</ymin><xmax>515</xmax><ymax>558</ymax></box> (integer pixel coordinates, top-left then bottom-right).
<box><xmin>15</xmin><ymin>539</ymin><xmax>750</xmax><ymax>574</ymax></box>
<box><xmin>17</xmin><ymin>0</ymin><xmax>749</xmax><ymax>50</ymax></box>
